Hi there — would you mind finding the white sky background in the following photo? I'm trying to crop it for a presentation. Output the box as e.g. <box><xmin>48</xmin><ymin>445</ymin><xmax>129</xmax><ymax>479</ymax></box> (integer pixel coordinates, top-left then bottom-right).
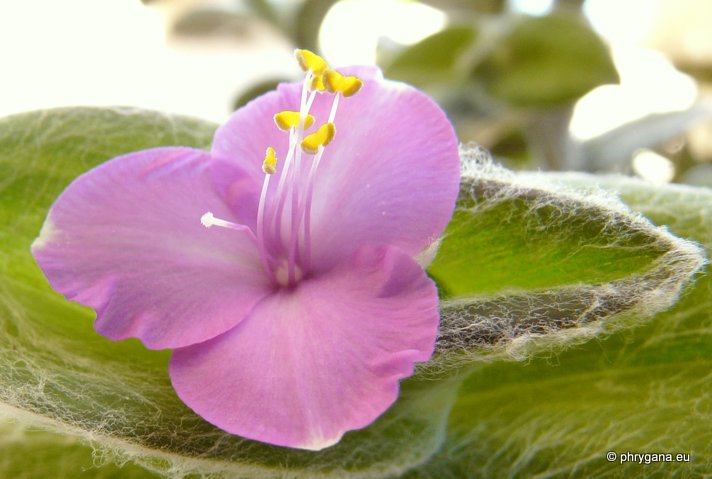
<box><xmin>0</xmin><ymin>0</ymin><xmax>704</xmax><ymax>142</ymax></box>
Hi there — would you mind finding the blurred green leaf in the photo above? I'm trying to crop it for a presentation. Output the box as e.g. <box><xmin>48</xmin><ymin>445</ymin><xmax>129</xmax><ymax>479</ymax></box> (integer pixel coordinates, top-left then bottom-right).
<box><xmin>170</xmin><ymin>1</ymin><xmax>281</xmax><ymax>38</ymax></box>
<box><xmin>419</xmin><ymin>0</ymin><xmax>506</xmax><ymax>15</ymax></box>
<box><xmin>233</xmin><ymin>78</ymin><xmax>290</xmax><ymax>110</ymax></box>
<box><xmin>473</xmin><ymin>12</ymin><xmax>619</xmax><ymax>106</ymax></box>
<box><xmin>244</xmin><ymin>0</ymin><xmax>279</xmax><ymax>25</ymax></box>
<box><xmin>681</xmin><ymin>163</ymin><xmax>712</xmax><ymax>187</ymax></box>
<box><xmin>293</xmin><ymin>0</ymin><xmax>338</xmax><ymax>53</ymax></box>
<box><xmin>172</xmin><ymin>7</ymin><xmax>251</xmax><ymax>37</ymax></box>
<box><xmin>0</xmin><ymin>418</ymin><xmax>157</xmax><ymax>479</ymax></box>
<box><xmin>385</xmin><ymin>26</ymin><xmax>477</xmax><ymax>88</ymax></box>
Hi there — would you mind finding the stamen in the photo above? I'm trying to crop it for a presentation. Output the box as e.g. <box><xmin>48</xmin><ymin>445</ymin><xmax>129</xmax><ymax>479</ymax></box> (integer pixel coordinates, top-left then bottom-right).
<box><xmin>305</xmin><ymin>89</ymin><xmax>318</xmax><ymax>112</ymax></box>
<box><xmin>287</xmin><ymin>148</ymin><xmax>302</xmax><ymax>285</ymax></box>
<box><xmin>294</xmin><ymin>49</ymin><xmax>328</xmax><ymax>75</ymax></box>
<box><xmin>272</xmin><ymin>71</ymin><xmax>312</xmax><ymax>243</ymax></box>
<box><xmin>301</xmin><ymin>123</ymin><xmax>335</xmax><ymax>155</ymax></box>
<box><xmin>323</xmin><ymin>69</ymin><xmax>363</xmax><ymax>97</ymax></box>
<box><xmin>274</xmin><ymin>111</ymin><xmax>315</xmax><ymax>132</ymax></box>
<box><xmin>327</xmin><ymin>94</ymin><xmax>340</xmax><ymax>124</ymax></box>
<box><xmin>248</xmin><ymin>49</ymin><xmax>362</xmax><ymax>287</ymax></box>
<box><xmin>262</xmin><ymin>146</ymin><xmax>278</xmax><ymax>175</ymax></box>
<box><xmin>286</xmin><ymin>81</ymin><xmax>316</xmax><ymax>284</ymax></box>
<box><xmin>254</xmin><ymin>146</ymin><xmax>282</xmax><ymax>283</ymax></box>
<box><xmin>310</xmin><ymin>74</ymin><xmax>326</xmax><ymax>92</ymax></box>
<box><xmin>300</xmin><ymin>72</ymin><xmax>314</xmax><ymax>112</ymax></box>
<box><xmin>300</xmin><ymin>147</ymin><xmax>323</xmax><ymax>270</ymax></box>
<box><xmin>271</xmin><ymin>131</ymin><xmax>297</xmax><ymax>242</ymax></box>
<box><xmin>301</xmin><ymin>93</ymin><xmax>342</xmax><ymax>270</ymax></box>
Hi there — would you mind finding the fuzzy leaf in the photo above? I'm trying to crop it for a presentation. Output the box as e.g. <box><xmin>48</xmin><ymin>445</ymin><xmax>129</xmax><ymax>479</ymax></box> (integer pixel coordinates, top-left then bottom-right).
<box><xmin>0</xmin><ymin>418</ymin><xmax>155</xmax><ymax>479</ymax></box>
<box><xmin>424</xmin><ymin>147</ymin><xmax>704</xmax><ymax>373</ymax></box>
<box><xmin>409</xmin><ymin>173</ymin><xmax>712</xmax><ymax>477</ymax></box>
<box><xmin>0</xmin><ymin>110</ymin><xmax>704</xmax><ymax>478</ymax></box>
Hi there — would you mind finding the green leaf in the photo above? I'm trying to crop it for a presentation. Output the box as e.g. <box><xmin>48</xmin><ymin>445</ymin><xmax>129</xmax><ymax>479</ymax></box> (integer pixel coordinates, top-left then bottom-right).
<box><xmin>681</xmin><ymin>163</ymin><xmax>712</xmax><ymax>187</ymax></box>
<box><xmin>293</xmin><ymin>0</ymin><xmax>338</xmax><ymax>53</ymax></box>
<box><xmin>244</xmin><ymin>0</ymin><xmax>280</xmax><ymax>25</ymax></box>
<box><xmin>424</xmin><ymin>147</ymin><xmax>703</xmax><ymax>372</ymax></box>
<box><xmin>473</xmin><ymin>12</ymin><xmax>619</xmax><ymax>106</ymax></box>
<box><xmin>410</xmin><ymin>173</ymin><xmax>712</xmax><ymax>477</ymax></box>
<box><xmin>0</xmin><ymin>418</ymin><xmax>156</xmax><ymax>479</ymax></box>
<box><xmin>171</xmin><ymin>2</ymin><xmax>280</xmax><ymax>37</ymax></box>
<box><xmin>172</xmin><ymin>7</ymin><xmax>252</xmax><ymax>37</ymax></box>
<box><xmin>418</xmin><ymin>0</ymin><xmax>506</xmax><ymax>15</ymax></box>
<box><xmin>430</xmin><ymin>169</ymin><xmax>666</xmax><ymax>297</ymax></box>
<box><xmin>384</xmin><ymin>26</ymin><xmax>477</xmax><ymax>88</ymax></box>
<box><xmin>0</xmin><ymin>110</ymin><xmax>704</xmax><ymax>477</ymax></box>
<box><xmin>234</xmin><ymin>78</ymin><xmax>290</xmax><ymax>110</ymax></box>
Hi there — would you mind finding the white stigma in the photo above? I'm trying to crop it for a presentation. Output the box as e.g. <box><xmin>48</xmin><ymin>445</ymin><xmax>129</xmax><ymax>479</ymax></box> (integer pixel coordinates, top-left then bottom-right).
<box><xmin>201</xmin><ymin>212</ymin><xmax>216</xmax><ymax>228</ymax></box>
<box><xmin>200</xmin><ymin>212</ymin><xmax>246</xmax><ymax>231</ymax></box>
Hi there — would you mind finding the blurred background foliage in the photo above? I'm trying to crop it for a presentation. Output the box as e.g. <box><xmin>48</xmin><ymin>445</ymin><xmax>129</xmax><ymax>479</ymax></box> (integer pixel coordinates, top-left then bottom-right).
<box><xmin>3</xmin><ymin>0</ymin><xmax>712</xmax><ymax>180</ymax></box>
<box><xmin>135</xmin><ymin>0</ymin><xmax>712</xmax><ymax>183</ymax></box>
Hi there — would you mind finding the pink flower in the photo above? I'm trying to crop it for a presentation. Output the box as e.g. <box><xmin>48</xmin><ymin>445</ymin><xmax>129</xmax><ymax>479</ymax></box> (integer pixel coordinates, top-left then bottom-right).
<box><xmin>31</xmin><ymin>52</ymin><xmax>460</xmax><ymax>450</ymax></box>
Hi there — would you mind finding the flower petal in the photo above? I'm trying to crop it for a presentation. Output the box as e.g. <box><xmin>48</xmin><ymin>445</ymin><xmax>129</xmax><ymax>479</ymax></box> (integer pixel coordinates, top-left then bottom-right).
<box><xmin>169</xmin><ymin>245</ymin><xmax>439</xmax><ymax>450</ymax></box>
<box><xmin>32</xmin><ymin>147</ymin><xmax>271</xmax><ymax>350</ymax></box>
<box><xmin>307</xmin><ymin>70</ymin><xmax>459</xmax><ymax>269</ymax></box>
<box><xmin>211</xmin><ymin>68</ymin><xmax>460</xmax><ymax>269</ymax></box>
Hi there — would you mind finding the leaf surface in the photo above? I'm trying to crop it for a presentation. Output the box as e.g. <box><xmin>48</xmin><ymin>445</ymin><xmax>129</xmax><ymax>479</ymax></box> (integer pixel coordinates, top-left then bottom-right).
<box><xmin>409</xmin><ymin>173</ymin><xmax>712</xmax><ymax>477</ymax></box>
<box><xmin>0</xmin><ymin>110</ymin><xmax>704</xmax><ymax>477</ymax></box>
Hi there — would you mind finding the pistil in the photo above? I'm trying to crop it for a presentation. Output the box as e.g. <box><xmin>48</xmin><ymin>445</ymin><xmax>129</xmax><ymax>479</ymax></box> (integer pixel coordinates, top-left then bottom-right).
<box><xmin>201</xmin><ymin>212</ymin><xmax>251</xmax><ymax>232</ymax></box>
<box><xmin>256</xmin><ymin>147</ymin><xmax>278</xmax><ymax>283</ymax></box>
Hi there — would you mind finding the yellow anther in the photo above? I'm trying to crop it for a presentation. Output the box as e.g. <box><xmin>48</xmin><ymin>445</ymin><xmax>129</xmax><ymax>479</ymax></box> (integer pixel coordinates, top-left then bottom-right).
<box><xmin>310</xmin><ymin>74</ymin><xmax>326</xmax><ymax>92</ymax></box>
<box><xmin>262</xmin><ymin>146</ymin><xmax>277</xmax><ymax>175</ymax></box>
<box><xmin>295</xmin><ymin>49</ymin><xmax>328</xmax><ymax>75</ymax></box>
<box><xmin>301</xmin><ymin>123</ymin><xmax>335</xmax><ymax>155</ymax></box>
<box><xmin>323</xmin><ymin>69</ymin><xmax>363</xmax><ymax>97</ymax></box>
<box><xmin>274</xmin><ymin>111</ymin><xmax>315</xmax><ymax>131</ymax></box>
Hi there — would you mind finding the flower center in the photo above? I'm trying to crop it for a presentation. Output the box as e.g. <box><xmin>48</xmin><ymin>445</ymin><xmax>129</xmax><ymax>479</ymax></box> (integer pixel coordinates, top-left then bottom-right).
<box><xmin>201</xmin><ymin>50</ymin><xmax>362</xmax><ymax>289</ymax></box>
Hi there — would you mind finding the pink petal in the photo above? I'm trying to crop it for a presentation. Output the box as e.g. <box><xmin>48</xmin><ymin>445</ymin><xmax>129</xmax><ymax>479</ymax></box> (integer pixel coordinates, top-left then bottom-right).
<box><xmin>211</xmin><ymin>68</ymin><xmax>460</xmax><ymax>269</ymax></box>
<box><xmin>308</xmin><ymin>73</ymin><xmax>460</xmax><ymax>270</ymax></box>
<box><xmin>32</xmin><ymin>147</ymin><xmax>272</xmax><ymax>350</ymax></box>
<box><xmin>169</xmin><ymin>245</ymin><xmax>439</xmax><ymax>450</ymax></box>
